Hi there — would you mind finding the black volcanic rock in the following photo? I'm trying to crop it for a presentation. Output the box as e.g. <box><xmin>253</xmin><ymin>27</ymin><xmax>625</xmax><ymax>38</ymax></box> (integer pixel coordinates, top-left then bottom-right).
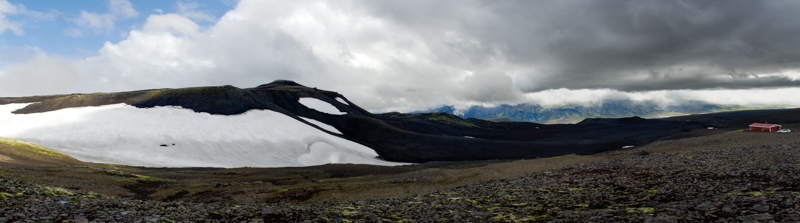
<box><xmin>0</xmin><ymin>80</ymin><xmax>714</xmax><ymax>163</ymax></box>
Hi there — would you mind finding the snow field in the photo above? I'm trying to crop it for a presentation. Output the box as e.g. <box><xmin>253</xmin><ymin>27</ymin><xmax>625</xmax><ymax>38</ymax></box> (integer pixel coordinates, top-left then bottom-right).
<box><xmin>335</xmin><ymin>97</ymin><xmax>349</xmax><ymax>105</ymax></box>
<box><xmin>0</xmin><ymin>103</ymin><xmax>402</xmax><ymax>168</ymax></box>
<box><xmin>298</xmin><ymin>98</ymin><xmax>346</xmax><ymax>115</ymax></box>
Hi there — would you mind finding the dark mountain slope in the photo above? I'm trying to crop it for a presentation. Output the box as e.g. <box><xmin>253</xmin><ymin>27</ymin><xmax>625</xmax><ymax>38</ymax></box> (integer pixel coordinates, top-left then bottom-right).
<box><xmin>0</xmin><ymin>80</ymin><xmax>733</xmax><ymax>163</ymax></box>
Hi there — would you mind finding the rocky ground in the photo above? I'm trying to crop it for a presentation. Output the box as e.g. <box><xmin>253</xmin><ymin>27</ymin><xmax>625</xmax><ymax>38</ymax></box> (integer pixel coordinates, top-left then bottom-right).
<box><xmin>3</xmin><ymin>139</ymin><xmax>800</xmax><ymax>222</ymax></box>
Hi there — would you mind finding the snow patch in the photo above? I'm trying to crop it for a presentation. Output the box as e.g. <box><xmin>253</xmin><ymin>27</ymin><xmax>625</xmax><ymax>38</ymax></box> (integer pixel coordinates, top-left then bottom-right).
<box><xmin>0</xmin><ymin>103</ymin><xmax>403</xmax><ymax>168</ymax></box>
<box><xmin>335</xmin><ymin>97</ymin><xmax>349</xmax><ymax>105</ymax></box>
<box><xmin>622</xmin><ymin>145</ymin><xmax>635</xmax><ymax>149</ymax></box>
<box><xmin>463</xmin><ymin>136</ymin><xmax>475</xmax><ymax>139</ymax></box>
<box><xmin>299</xmin><ymin>98</ymin><xmax>346</xmax><ymax>115</ymax></box>
<box><xmin>297</xmin><ymin>142</ymin><xmax>342</xmax><ymax>165</ymax></box>
<box><xmin>300</xmin><ymin>117</ymin><xmax>342</xmax><ymax>134</ymax></box>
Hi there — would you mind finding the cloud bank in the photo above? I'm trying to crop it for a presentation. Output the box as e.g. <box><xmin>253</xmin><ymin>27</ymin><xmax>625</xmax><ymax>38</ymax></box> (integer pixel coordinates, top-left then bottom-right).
<box><xmin>2</xmin><ymin>0</ymin><xmax>800</xmax><ymax>112</ymax></box>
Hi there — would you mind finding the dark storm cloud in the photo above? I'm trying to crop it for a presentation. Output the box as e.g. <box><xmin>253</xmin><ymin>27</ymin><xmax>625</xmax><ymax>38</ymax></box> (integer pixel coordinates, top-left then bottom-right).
<box><xmin>4</xmin><ymin>0</ymin><xmax>800</xmax><ymax>112</ymax></box>
<box><xmin>358</xmin><ymin>0</ymin><xmax>800</xmax><ymax>92</ymax></box>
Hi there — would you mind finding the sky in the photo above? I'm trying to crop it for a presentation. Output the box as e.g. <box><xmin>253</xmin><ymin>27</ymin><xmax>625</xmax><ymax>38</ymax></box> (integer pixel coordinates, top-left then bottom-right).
<box><xmin>1</xmin><ymin>0</ymin><xmax>800</xmax><ymax>112</ymax></box>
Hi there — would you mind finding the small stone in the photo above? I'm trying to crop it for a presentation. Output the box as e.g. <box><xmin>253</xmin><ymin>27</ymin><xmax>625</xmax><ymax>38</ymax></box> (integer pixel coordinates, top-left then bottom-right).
<box><xmin>737</xmin><ymin>213</ymin><xmax>773</xmax><ymax>222</ymax></box>
<box><xmin>73</xmin><ymin>216</ymin><xmax>89</xmax><ymax>223</ymax></box>
<box><xmin>752</xmin><ymin>204</ymin><xmax>769</xmax><ymax>212</ymax></box>
<box><xmin>471</xmin><ymin>211</ymin><xmax>491</xmax><ymax>218</ymax></box>
<box><xmin>261</xmin><ymin>208</ymin><xmax>274</xmax><ymax>215</ymax></box>
<box><xmin>590</xmin><ymin>202</ymin><xmax>606</xmax><ymax>209</ymax></box>
<box><xmin>645</xmin><ymin>215</ymin><xmax>677</xmax><ymax>223</ymax></box>
<box><xmin>560</xmin><ymin>210</ymin><xmax>578</xmax><ymax>218</ymax></box>
<box><xmin>694</xmin><ymin>201</ymin><xmax>712</xmax><ymax>211</ymax></box>
<box><xmin>750</xmin><ymin>182</ymin><xmax>762</xmax><ymax>191</ymax></box>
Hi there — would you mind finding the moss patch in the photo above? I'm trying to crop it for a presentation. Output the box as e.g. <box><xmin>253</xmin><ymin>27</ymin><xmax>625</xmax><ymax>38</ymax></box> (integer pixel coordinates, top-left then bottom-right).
<box><xmin>426</xmin><ymin>113</ymin><xmax>479</xmax><ymax>128</ymax></box>
<box><xmin>0</xmin><ymin>137</ymin><xmax>81</xmax><ymax>165</ymax></box>
<box><xmin>41</xmin><ymin>186</ymin><xmax>74</xmax><ymax>196</ymax></box>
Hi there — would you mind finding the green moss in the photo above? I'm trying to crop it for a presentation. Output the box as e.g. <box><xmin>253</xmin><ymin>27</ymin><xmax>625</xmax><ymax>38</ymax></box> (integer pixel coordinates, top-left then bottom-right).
<box><xmin>426</xmin><ymin>113</ymin><xmax>479</xmax><ymax>128</ymax></box>
<box><xmin>510</xmin><ymin>202</ymin><xmax>529</xmax><ymax>207</ymax></box>
<box><xmin>724</xmin><ymin>129</ymin><xmax>745</xmax><ymax>134</ymax></box>
<box><xmin>516</xmin><ymin>215</ymin><xmax>550</xmax><ymax>222</ymax></box>
<box><xmin>626</xmin><ymin>207</ymin><xmax>655</xmax><ymax>213</ymax></box>
<box><xmin>41</xmin><ymin>186</ymin><xmax>74</xmax><ymax>196</ymax></box>
<box><xmin>316</xmin><ymin>178</ymin><xmax>338</xmax><ymax>183</ymax></box>
<box><xmin>646</xmin><ymin>189</ymin><xmax>660</xmax><ymax>194</ymax></box>
<box><xmin>134</xmin><ymin>174</ymin><xmax>164</xmax><ymax>182</ymax></box>
<box><xmin>0</xmin><ymin>192</ymin><xmax>13</xmax><ymax>200</ymax></box>
<box><xmin>0</xmin><ymin>137</ymin><xmax>78</xmax><ymax>161</ymax></box>
<box><xmin>81</xmin><ymin>193</ymin><xmax>100</xmax><ymax>199</ymax></box>
<box><xmin>494</xmin><ymin>213</ymin><xmax>552</xmax><ymax>222</ymax></box>
<box><xmin>339</xmin><ymin>206</ymin><xmax>360</xmax><ymax>217</ymax></box>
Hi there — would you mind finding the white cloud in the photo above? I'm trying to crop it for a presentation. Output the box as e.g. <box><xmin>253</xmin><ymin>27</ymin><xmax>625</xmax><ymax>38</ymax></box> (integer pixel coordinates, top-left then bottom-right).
<box><xmin>0</xmin><ymin>1</ymin><xmax>59</xmax><ymax>35</ymax></box>
<box><xmin>3</xmin><ymin>0</ymin><xmax>800</xmax><ymax>114</ymax></box>
<box><xmin>141</xmin><ymin>14</ymin><xmax>199</xmax><ymax>36</ymax></box>
<box><xmin>24</xmin><ymin>9</ymin><xmax>59</xmax><ymax>21</ymax></box>
<box><xmin>63</xmin><ymin>27</ymin><xmax>83</xmax><ymax>37</ymax></box>
<box><xmin>521</xmin><ymin>88</ymin><xmax>800</xmax><ymax>109</ymax></box>
<box><xmin>67</xmin><ymin>0</ymin><xmax>138</xmax><ymax>33</ymax></box>
<box><xmin>0</xmin><ymin>53</ymin><xmax>98</xmax><ymax>96</ymax></box>
<box><xmin>0</xmin><ymin>0</ymin><xmax>24</xmax><ymax>35</ymax></box>
<box><xmin>71</xmin><ymin>11</ymin><xmax>115</xmax><ymax>30</ymax></box>
<box><xmin>176</xmin><ymin>1</ymin><xmax>215</xmax><ymax>22</ymax></box>
<box><xmin>109</xmin><ymin>0</ymin><xmax>138</xmax><ymax>18</ymax></box>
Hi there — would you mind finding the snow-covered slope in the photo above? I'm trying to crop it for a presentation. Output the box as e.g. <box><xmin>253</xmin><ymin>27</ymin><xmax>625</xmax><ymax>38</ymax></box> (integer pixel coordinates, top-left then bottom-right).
<box><xmin>0</xmin><ymin>103</ymin><xmax>403</xmax><ymax>168</ymax></box>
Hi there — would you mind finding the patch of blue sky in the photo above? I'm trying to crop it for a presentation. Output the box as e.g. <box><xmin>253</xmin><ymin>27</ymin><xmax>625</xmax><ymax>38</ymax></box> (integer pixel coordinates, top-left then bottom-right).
<box><xmin>2</xmin><ymin>0</ymin><xmax>233</xmax><ymax>58</ymax></box>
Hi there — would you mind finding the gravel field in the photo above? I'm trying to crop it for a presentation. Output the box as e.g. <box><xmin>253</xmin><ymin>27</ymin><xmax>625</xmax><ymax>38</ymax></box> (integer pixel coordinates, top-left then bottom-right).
<box><xmin>2</xmin><ymin>133</ymin><xmax>800</xmax><ymax>222</ymax></box>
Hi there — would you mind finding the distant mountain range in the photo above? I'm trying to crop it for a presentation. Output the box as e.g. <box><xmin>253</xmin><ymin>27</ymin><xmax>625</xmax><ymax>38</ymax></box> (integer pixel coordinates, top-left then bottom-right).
<box><xmin>418</xmin><ymin>101</ymin><xmax>770</xmax><ymax>124</ymax></box>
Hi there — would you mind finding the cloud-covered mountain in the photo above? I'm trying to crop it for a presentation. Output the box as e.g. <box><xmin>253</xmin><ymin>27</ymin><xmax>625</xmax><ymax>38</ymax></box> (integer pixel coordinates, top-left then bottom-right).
<box><xmin>420</xmin><ymin>101</ymin><xmax>758</xmax><ymax>124</ymax></box>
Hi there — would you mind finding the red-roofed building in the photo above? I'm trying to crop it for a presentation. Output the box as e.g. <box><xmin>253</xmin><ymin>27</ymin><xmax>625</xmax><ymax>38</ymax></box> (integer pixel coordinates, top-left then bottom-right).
<box><xmin>749</xmin><ymin>123</ymin><xmax>782</xmax><ymax>132</ymax></box>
